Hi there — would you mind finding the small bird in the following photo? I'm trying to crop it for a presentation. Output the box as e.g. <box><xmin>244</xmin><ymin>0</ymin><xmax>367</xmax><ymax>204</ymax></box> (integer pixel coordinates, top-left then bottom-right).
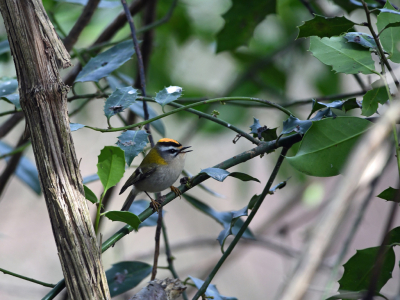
<box><xmin>119</xmin><ymin>138</ymin><xmax>192</xmax><ymax>211</ymax></box>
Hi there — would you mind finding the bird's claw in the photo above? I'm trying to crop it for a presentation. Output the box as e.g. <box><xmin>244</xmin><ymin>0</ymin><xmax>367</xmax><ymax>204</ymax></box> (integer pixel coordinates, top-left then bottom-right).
<box><xmin>170</xmin><ymin>186</ymin><xmax>182</xmax><ymax>199</ymax></box>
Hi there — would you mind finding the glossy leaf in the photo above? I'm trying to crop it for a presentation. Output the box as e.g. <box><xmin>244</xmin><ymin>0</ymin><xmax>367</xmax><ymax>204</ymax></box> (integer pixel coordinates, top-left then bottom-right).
<box><xmin>56</xmin><ymin>0</ymin><xmax>120</xmax><ymax>8</ymax></box>
<box><xmin>309</xmin><ymin>100</ymin><xmax>343</xmax><ymax>118</ymax></box>
<box><xmin>116</xmin><ymin>130</ymin><xmax>148</xmax><ymax>166</ymax></box>
<box><xmin>248</xmin><ymin>194</ymin><xmax>261</xmax><ymax>210</ymax></box>
<box><xmin>0</xmin><ymin>40</ymin><xmax>10</xmax><ymax>55</ymax></box>
<box><xmin>70</xmin><ymin>123</ymin><xmax>85</xmax><ymax>132</ymax></box>
<box><xmin>287</xmin><ymin>117</ymin><xmax>371</xmax><ymax>177</ymax></box>
<box><xmin>155</xmin><ymin>86</ymin><xmax>182</xmax><ymax>111</ymax></box>
<box><xmin>344</xmin><ymin>32</ymin><xmax>377</xmax><ymax>50</ymax></box>
<box><xmin>104</xmin><ymin>87</ymin><xmax>138</xmax><ymax>120</ymax></box>
<box><xmin>97</xmin><ymin>146</ymin><xmax>125</xmax><ymax>192</ymax></box>
<box><xmin>338</xmin><ymin>246</ymin><xmax>395</xmax><ymax>296</ymax></box>
<box><xmin>83</xmin><ymin>185</ymin><xmax>98</xmax><ymax>204</ymax></box>
<box><xmin>362</xmin><ymin>80</ymin><xmax>389</xmax><ymax>116</ymax></box>
<box><xmin>0</xmin><ymin>141</ymin><xmax>41</xmax><ymax>195</ymax></box>
<box><xmin>183</xmin><ymin>194</ymin><xmax>254</xmax><ymax>241</ymax></box>
<box><xmin>297</xmin><ymin>15</ymin><xmax>355</xmax><ymax>39</ymax></box>
<box><xmin>217</xmin><ymin>205</ymin><xmax>249</xmax><ymax>249</ymax></box>
<box><xmin>331</xmin><ymin>0</ymin><xmax>379</xmax><ymax>13</ymax></box>
<box><xmin>200</xmin><ymin>167</ymin><xmax>259</xmax><ymax>183</ymax></box>
<box><xmin>377</xmin><ymin>3</ymin><xmax>400</xmax><ymax>63</ymax></box>
<box><xmin>106</xmin><ymin>75</ymin><xmax>166</xmax><ymax>136</ymax></box>
<box><xmin>106</xmin><ymin>261</ymin><xmax>152</xmax><ymax>297</ymax></box>
<box><xmin>128</xmin><ymin>200</ymin><xmax>164</xmax><ymax>228</ymax></box>
<box><xmin>0</xmin><ymin>78</ymin><xmax>17</xmax><ymax>97</ymax></box>
<box><xmin>377</xmin><ymin>187</ymin><xmax>398</xmax><ymax>201</ymax></box>
<box><xmin>309</xmin><ymin>36</ymin><xmax>376</xmax><ymax>74</ymax></box>
<box><xmin>342</xmin><ymin>98</ymin><xmax>361</xmax><ymax>112</ymax></box>
<box><xmin>2</xmin><ymin>93</ymin><xmax>20</xmax><ymax>110</ymax></box>
<box><xmin>104</xmin><ymin>211</ymin><xmax>141</xmax><ymax>231</ymax></box>
<box><xmin>282</xmin><ymin>116</ymin><xmax>312</xmax><ymax>135</ymax></box>
<box><xmin>216</xmin><ymin>0</ymin><xmax>276</xmax><ymax>52</ymax></box>
<box><xmin>189</xmin><ymin>276</ymin><xmax>237</xmax><ymax>300</ymax></box>
<box><xmin>183</xmin><ymin>169</ymin><xmax>226</xmax><ymax>198</ymax></box>
<box><xmin>384</xmin><ymin>226</ymin><xmax>400</xmax><ymax>245</ymax></box>
<box><xmin>76</xmin><ymin>40</ymin><xmax>135</xmax><ymax>82</ymax></box>
<box><xmin>249</xmin><ymin>117</ymin><xmax>278</xmax><ymax>141</ymax></box>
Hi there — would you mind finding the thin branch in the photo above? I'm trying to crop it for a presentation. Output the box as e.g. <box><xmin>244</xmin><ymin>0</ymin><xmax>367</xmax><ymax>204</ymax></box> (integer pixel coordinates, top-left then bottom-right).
<box><xmin>362</xmin><ymin>188</ymin><xmax>399</xmax><ymax>300</ymax></box>
<box><xmin>151</xmin><ymin>210</ymin><xmax>163</xmax><ymax>280</ymax></box>
<box><xmin>0</xmin><ymin>112</ymin><xmax>24</xmax><ymax>138</ymax></box>
<box><xmin>42</xmin><ymin>133</ymin><xmax>303</xmax><ymax>300</ymax></box>
<box><xmin>0</xmin><ymin>267</ymin><xmax>56</xmax><ymax>288</ymax></box>
<box><xmin>63</xmin><ymin>0</ymin><xmax>101</xmax><ymax>52</ymax></box>
<box><xmin>0</xmin><ymin>109</ymin><xmax>21</xmax><ymax>117</ymax></box>
<box><xmin>84</xmin><ymin>96</ymin><xmax>294</xmax><ymax>133</ymax></box>
<box><xmin>361</xmin><ymin>0</ymin><xmax>400</xmax><ymax>88</ymax></box>
<box><xmin>192</xmin><ymin>147</ymin><xmax>289</xmax><ymax>299</ymax></box>
<box><xmin>0</xmin><ymin>141</ymin><xmax>30</xmax><ymax>160</ymax></box>
<box><xmin>63</xmin><ymin>0</ymin><xmax>148</xmax><ymax>85</ymax></box>
<box><xmin>0</xmin><ymin>134</ymin><xmax>28</xmax><ymax>200</ymax></box>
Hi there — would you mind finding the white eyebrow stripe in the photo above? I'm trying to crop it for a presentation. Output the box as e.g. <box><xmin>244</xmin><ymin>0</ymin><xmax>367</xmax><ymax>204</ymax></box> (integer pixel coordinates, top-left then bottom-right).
<box><xmin>159</xmin><ymin>145</ymin><xmax>179</xmax><ymax>152</ymax></box>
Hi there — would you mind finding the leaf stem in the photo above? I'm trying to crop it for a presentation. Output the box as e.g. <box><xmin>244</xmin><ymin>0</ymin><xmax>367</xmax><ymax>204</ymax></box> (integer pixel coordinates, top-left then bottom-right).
<box><xmin>0</xmin><ymin>267</ymin><xmax>56</xmax><ymax>288</ymax></box>
<box><xmin>191</xmin><ymin>147</ymin><xmax>289</xmax><ymax>300</ymax></box>
<box><xmin>94</xmin><ymin>192</ymin><xmax>105</xmax><ymax>235</ymax></box>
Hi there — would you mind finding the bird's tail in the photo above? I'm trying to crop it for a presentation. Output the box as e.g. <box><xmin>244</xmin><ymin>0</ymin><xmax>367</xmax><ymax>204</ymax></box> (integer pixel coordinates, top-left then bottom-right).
<box><xmin>121</xmin><ymin>188</ymin><xmax>139</xmax><ymax>211</ymax></box>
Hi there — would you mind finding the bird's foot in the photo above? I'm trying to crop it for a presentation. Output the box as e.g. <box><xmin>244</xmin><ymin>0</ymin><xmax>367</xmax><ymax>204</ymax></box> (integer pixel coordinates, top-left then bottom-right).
<box><xmin>170</xmin><ymin>186</ymin><xmax>182</xmax><ymax>199</ymax></box>
<box><xmin>150</xmin><ymin>196</ymin><xmax>165</xmax><ymax>212</ymax></box>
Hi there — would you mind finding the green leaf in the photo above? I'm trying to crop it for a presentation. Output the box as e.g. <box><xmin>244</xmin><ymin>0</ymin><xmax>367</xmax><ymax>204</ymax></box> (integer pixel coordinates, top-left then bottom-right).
<box><xmin>0</xmin><ymin>141</ymin><xmax>41</xmax><ymax>195</ymax></box>
<box><xmin>248</xmin><ymin>194</ymin><xmax>261</xmax><ymax>210</ymax></box>
<box><xmin>183</xmin><ymin>194</ymin><xmax>254</xmax><ymax>242</ymax></box>
<box><xmin>309</xmin><ymin>36</ymin><xmax>376</xmax><ymax>75</ymax></box>
<box><xmin>384</xmin><ymin>226</ymin><xmax>400</xmax><ymax>245</ymax></box>
<box><xmin>282</xmin><ymin>116</ymin><xmax>312</xmax><ymax>135</ymax></box>
<box><xmin>200</xmin><ymin>167</ymin><xmax>260</xmax><ymax>183</ymax></box>
<box><xmin>155</xmin><ymin>86</ymin><xmax>182</xmax><ymax>111</ymax></box>
<box><xmin>338</xmin><ymin>246</ymin><xmax>395</xmax><ymax>296</ymax></box>
<box><xmin>249</xmin><ymin>117</ymin><xmax>278</xmax><ymax>141</ymax></box>
<box><xmin>342</xmin><ymin>98</ymin><xmax>361</xmax><ymax>112</ymax></box>
<box><xmin>217</xmin><ymin>205</ymin><xmax>249</xmax><ymax>249</ymax></box>
<box><xmin>287</xmin><ymin>117</ymin><xmax>371</xmax><ymax>177</ymax></box>
<box><xmin>105</xmin><ymin>261</ymin><xmax>152</xmax><ymax>297</ymax></box>
<box><xmin>216</xmin><ymin>0</ymin><xmax>276</xmax><ymax>52</ymax></box>
<box><xmin>0</xmin><ymin>78</ymin><xmax>17</xmax><ymax>97</ymax></box>
<box><xmin>189</xmin><ymin>276</ymin><xmax>238</xmax><ymax>300</ymax></box>
<box><xmin>2</xmin><ymin>93</ymin><xmax>20</xmax><ymax>110</ymax></box>
<box><xmin>75</xmin><ymin>40</ymin><xmax>135</xmax><ymax>82</ymax></box>
<box><xmin>379</xmin><ymin>21</ymin><xmax>400</xmax><ymax>32</ymax></box>
<box><xmin>83</xmin><ymin>185</ymin><xmax>98</xmax><ymax>204</ymax></box>
<box><xmin>309</xmin><ymin>100</ymin><xmax>344</xmax><ymax>119</ymax></box>
<box><xmin>377</xmin><ymin>3</ymin><xmax>400</xmax><ymax>63</ymax></box>
<box><xmin>104</xmin><ymin>211</ymin><xmax>141</xmax><ymax>231</ymax></box>
<box><xmin>56</xmin><ymin>0</ymin><xmax>120</xmax><ymax>9</ymax></box>
<box><xmin>362</xmin><ymin>80</ymin><xmax>389</xmax><ymax>116</ymax></box>
<box><xmin>297</xmin><ymin>15</ymin><xmax>355</xmax><ymax>39</ymax></box>
<box><xmin>344</xmin><ymin>32</ymin><xmax>377</xmax><ymax>50</ymax></box>
<box><xmin>331</xmin><ymin>0</ymin><xmax>379</xmax><ymax>14</ymax></box>
<box><xmin>116</xmin><ymin>130</ymin><xmax>149</xmax><ymax>166</ymax></box>
<box><xmin>97</xmin><ymin>146</ymin><xmax>125</xmax><ymax>192</ymax></box>
<box><xmin>104</xmin><ymin>87</ymin><xmax>138</xmax><ymax>120</ymax></box>
<box><xmin>0</xmin><ymin>40</ymin><xmax>10</xmax><ymax>55</ymax></box>
<box><xmin>70</xmin><ymin>123</ymin><xmax>85</xmax><ymax>132</ymax></box>
<box><xmin>377</xmin><ymin>187</ymin><xmax>399</xmax><ymax>201</ymax></box>
<box><xmin>128</xmin><ymin>200</ymin><xmax>164</xmax><ymax>228</ymax></box>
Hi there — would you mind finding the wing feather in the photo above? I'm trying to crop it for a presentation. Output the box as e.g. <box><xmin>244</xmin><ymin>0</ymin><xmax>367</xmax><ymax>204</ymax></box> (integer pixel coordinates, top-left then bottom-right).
<box><xmin>119</xmin><ymin>165</ymin><xmax>157</xmax><ymax>194</ymax></box>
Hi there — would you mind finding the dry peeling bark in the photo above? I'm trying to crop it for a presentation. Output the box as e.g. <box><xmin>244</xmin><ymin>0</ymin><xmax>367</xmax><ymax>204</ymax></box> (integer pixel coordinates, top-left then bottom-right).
<box><xmin>0</xmin><ymin>1</ymin><xmax>111</xmax><ymax>299</ymax></box>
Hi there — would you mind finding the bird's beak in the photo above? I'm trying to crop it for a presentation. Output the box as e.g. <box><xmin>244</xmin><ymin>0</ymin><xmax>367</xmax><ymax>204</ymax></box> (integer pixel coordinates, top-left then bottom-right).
<box><xmin>179</xmin><ymin>146</ymin><xmax>192</xmax><ymax>154</ymax></box>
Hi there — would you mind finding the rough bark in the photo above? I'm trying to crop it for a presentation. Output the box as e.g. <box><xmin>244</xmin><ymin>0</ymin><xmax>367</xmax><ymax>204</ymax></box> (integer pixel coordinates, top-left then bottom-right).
<box><xmin>0</xmin><ymin>1</ymin><xmax>111</xmax><ymax>299</ymax></box>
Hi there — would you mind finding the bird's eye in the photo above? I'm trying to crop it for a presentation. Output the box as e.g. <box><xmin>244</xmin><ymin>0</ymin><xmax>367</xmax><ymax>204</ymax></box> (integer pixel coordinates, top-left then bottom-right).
<box><xmin>169</xmin><ymin>149</ymin><xmax>177</xmax><ymax>154</ymax></box>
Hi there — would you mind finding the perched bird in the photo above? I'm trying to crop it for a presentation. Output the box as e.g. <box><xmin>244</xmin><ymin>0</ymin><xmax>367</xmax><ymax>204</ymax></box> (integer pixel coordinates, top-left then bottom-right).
<box><xmin>119</xmin><ymin>138</ymin><xmax>192</xmax><ymax>211</ymax></box>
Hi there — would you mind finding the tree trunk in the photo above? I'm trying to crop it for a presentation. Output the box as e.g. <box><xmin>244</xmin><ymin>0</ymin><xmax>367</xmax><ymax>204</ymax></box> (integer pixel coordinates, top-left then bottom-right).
<box><xmin>0</xmin><ymin>1</ymin><xmax>111</xmax><ymax>299</ymax></box>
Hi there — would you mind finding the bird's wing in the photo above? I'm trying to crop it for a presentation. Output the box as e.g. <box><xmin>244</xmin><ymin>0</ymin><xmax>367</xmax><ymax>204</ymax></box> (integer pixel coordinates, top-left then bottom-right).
<box><xmin>119</xmin><ymin>165</ymin><xmax>158</xmax><ymax>195</ymax></box>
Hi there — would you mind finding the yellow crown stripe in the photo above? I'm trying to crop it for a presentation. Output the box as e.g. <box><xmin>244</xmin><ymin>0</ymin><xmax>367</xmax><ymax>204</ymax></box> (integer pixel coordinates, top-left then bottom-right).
<box><xmin>158</xmin><ymin>138</ymin><xmax>180</xmax><ymax>145</ymax></box>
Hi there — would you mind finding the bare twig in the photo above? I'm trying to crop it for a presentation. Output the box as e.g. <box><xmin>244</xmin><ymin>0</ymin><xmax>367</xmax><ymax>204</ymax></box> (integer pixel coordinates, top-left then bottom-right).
<box><xmin>63</xmin><ymin>0</ymin><xmax>101</xmax><ymax>52</ymax></box>
<box><xmin>0</xmin><ymin>112</ymin><xmax>24</xmax><ymax>138</ymax></box>
<box><xmin>0</xmin><ymin>267</ymin><xmax>56</xmax><ymax>288</ymax></box>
